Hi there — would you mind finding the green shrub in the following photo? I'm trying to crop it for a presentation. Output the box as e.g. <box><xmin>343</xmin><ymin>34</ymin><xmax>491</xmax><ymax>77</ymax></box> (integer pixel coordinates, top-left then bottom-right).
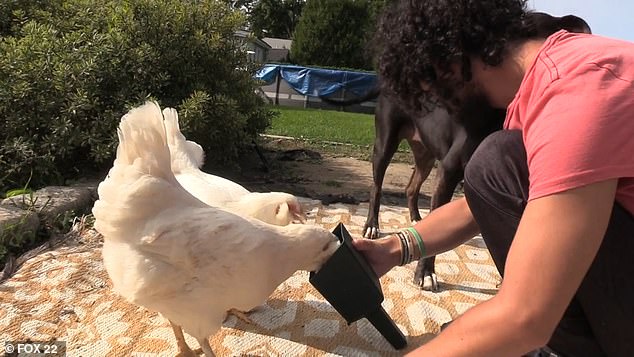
<box><xmin>290</xmin><ymin>0</ymin><xmax>390</xmax><ymax>70</ymax></box>
<box><xmin>0</xmin><ymin>0</ymin><xmax>274</xmax><ymax>194</ymax></box>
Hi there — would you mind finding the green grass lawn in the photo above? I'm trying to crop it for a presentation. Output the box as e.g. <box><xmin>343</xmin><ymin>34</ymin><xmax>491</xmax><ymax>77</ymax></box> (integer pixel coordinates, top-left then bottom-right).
<box><xmin>266</xmin><ymin>106</ymin><xmax>376</xmax><ymax>146</ymax></box>
<box><xmin>264</xmin><ymin>105</ymin><xmax>412</xmax><ymax>162</ymax></box>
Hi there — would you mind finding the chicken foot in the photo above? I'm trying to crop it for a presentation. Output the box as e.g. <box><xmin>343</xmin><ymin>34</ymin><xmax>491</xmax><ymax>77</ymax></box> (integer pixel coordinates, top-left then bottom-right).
<box><xmin>226</xmin><ymin>308</ymin><xmax>254</xmax><ymax>324</ymax></box>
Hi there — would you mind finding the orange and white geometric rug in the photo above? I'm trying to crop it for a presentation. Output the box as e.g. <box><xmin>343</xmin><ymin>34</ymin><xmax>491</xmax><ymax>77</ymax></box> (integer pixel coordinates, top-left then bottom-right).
<box><xmin>0</xmin><ymin>198</ymin><xmax>500</xmax><ymax>356</ymax></box>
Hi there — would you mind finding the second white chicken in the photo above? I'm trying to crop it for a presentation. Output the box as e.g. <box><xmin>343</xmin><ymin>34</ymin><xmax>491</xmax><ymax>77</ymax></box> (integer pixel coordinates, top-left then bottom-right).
<box><xmin>163</xmin><ymin>107</ymin><xmax>305</xmax><ymax>225</ymax></box>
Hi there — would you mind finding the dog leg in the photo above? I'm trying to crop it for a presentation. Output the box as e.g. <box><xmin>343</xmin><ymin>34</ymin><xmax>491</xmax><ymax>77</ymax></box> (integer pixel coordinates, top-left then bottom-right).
<box><xmin>406</xmin><ymin>139</ymin><xmax>436</xmax><ymax>223</ymax></box>
<box><xmin>414</xmin><ymin>163</ymin><xmax>464</xmax><ymax>291</ymax></box>
<box><xmin>364</xmin><ymin>103</ymin><xmax>403</xmax><ymax>239</ymax></box>
<box><xmin>414</xmin><ymin>256</ymin><xmax>439</xmax><ymax>291</ymax></box>
<box><xmin>365</xmin><ymin>146</ymin><xmax>391</xmax><ymax>239</ymax></box>
<box><xmin>406</xmin><ymin>168</ymin><xmax>424</xmax><ymax>223</ymax></box>
<box><xmin>419</xmin><ymin>256</ymin><xmax>438</xmax><ymax>292</ymax></box>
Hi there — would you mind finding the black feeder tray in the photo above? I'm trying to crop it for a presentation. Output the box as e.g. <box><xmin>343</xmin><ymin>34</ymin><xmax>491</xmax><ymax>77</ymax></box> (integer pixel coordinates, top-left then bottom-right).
<box><xmin>309</xmin><ymin>223</ymin><xmax>407</xmax><ymax>350</ymax></box>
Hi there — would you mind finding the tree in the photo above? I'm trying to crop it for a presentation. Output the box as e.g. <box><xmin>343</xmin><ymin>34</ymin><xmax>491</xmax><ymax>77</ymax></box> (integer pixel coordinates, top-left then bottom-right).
<box><xmin>290</xmin><ymin>0</ymin><xmax>389</xmax><ymax>70</ymax></box>
<box><xmin>250</xmin><ymin>0</ymin><xmax>304</xmax><ymax>39</ymax></box>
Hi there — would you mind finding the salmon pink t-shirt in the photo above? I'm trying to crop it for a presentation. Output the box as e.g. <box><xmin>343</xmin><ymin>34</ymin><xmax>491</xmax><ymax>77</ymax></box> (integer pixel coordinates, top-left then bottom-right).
<box><xmin>504</xmin><ymin>30</ymin><xmax>634</xmax><ymax>216</ymax></box>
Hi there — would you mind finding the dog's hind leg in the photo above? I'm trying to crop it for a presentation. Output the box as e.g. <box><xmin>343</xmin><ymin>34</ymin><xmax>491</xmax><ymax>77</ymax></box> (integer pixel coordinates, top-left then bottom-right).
<box><xmin>406</xmin><ymin>139</ymin><xmax>436</xmax><ymax>223</ymax></box>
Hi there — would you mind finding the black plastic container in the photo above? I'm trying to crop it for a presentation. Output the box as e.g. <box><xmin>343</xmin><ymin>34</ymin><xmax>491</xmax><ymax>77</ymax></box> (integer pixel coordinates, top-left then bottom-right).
<box><xmin>309</xmin><ymin>223</ymin><xmax>407</xmax><ymax>350</ymax></box>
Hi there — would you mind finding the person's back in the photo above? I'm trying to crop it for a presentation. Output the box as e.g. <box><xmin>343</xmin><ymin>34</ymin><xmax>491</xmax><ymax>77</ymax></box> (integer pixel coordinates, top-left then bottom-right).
<box><xmin>506</xmin><ymin>30</ymin><xmax>634</xmax><ymax>215</ymax></box>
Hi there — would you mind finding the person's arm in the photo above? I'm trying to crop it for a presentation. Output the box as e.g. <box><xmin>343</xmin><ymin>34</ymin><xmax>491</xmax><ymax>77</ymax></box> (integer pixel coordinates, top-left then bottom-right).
<box><xmin>352</xmin><ymin>196</ymin><xmax>480</xmax><ymax>277</ymax></box>
<box><xmin>407</xmin><ymin>179</ymin><xmax>618</xmax><ymax>356</ymax></box>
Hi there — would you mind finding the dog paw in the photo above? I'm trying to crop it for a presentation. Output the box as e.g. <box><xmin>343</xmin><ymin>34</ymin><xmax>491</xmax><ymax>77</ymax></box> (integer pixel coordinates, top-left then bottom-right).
<box><xmin>363</xmin><ymin>227</ymin><xmax>380</xmax><ymax>239</ymax></box>
<box><xmin>413</xmin><ymin>278</ymin><xmax>421</xmax><ymax>287</ymax></box>
<box><xmin>421</xmin><ymin>273</ymin><xmax>439</xmax><ymax>292</ymax></box>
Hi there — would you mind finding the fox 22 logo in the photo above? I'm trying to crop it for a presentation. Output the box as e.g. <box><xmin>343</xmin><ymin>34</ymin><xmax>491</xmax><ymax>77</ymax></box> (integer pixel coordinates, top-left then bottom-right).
<box><xmin>4</xmin><ymin>341</ymin><xmax>66</xmax><ymax>356</ymax></box>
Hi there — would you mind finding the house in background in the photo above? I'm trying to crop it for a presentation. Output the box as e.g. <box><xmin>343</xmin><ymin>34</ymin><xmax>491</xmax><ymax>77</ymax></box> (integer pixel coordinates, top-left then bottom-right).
<box><xmin>262</xmin><ymin>37</ymin><xmax>292</xmax><ymax>62</ymax></box>
<box><xmin>234</xmin><ymin>30</ymin><xmax>271</xmax><ymax>63</ymax></box>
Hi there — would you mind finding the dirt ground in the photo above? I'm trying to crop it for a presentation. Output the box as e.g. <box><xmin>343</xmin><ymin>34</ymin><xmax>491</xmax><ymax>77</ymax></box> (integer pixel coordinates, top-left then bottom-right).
<box><xmin>218</xmin><ymin>138</ymin><xmax>445</xmax><ymax>210</ymax></box>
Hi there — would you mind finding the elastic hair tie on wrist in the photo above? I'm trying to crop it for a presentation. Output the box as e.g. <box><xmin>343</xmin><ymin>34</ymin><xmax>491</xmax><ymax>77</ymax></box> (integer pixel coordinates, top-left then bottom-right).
<box><xmin>406</xmin><ymin>227</ymin><xmax>426</xmax><ymax>259</ymax></box>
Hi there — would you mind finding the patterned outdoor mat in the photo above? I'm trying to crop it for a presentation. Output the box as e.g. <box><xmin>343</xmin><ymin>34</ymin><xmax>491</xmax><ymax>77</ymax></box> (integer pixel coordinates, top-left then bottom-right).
<box><xmin>0</xmin><ymin>198</ymin><xmax>501</xmax><ymax>356</ymax></box>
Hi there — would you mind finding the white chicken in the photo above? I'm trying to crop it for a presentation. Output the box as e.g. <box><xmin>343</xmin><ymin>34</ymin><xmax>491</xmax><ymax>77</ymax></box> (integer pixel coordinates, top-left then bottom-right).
<box><xmin>92</xmin><ymin>102</ymin><xmax>340</xmax><ymax>357</ymax></box>
<box><xmin>162</xmin><ymin>107</ymin><xmax>305</xmax><ymax>226</ymax></box>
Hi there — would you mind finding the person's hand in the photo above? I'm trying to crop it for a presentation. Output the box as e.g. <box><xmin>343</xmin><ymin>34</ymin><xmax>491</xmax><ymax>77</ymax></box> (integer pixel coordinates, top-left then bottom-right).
<box><xmin>351</xmin><ymin>235</ymin><xmax>402</xmax><ymax>277</ymax></box>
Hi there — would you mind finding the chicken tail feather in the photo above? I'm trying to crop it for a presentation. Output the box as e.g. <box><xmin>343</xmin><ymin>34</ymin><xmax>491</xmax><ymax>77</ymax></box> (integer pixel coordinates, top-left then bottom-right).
<box><xmin>93</xmin><ymin>101</ymin><xmax>194</xmax><ymax>241</ymax></box>
<box><xmin>163</xmin><ymin>107</ymin><xmax>205</xmax><ymax>171</ymax></box>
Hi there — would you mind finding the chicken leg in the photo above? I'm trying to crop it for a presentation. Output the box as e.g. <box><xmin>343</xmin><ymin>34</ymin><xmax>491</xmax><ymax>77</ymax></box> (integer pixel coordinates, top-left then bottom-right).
<box><xmin>170</xmin><ymin>320</ymin><xmax>200</xmax><ymax>357</ymax></box>
<box><xmin>197</xmin><ymin>337</ymin><xmax>215</xmax><ymax>357</ymax></box>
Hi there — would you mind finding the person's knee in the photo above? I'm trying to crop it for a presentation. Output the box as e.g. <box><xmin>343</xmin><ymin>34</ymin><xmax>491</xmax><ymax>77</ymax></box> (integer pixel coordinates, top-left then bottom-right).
<box><xmin>464</xmin><ymin>130</ymin><xmax>524</xmax><ymax>192</ymax></box>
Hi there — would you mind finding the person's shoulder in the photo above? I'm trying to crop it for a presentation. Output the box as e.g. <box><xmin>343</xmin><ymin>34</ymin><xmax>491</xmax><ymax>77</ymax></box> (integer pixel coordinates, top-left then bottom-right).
<box><xmin>543</xmin><ymin>31</ymin><xmax>634</xmax><ymax>80</ymax></box>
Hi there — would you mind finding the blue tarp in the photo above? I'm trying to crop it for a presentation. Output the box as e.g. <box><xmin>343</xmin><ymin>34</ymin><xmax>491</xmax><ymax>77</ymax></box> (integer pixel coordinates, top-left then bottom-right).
<box><xmin>255</xmin><ymin>64</ymin><xmax>377</xmax><ymax>98</ymax></box>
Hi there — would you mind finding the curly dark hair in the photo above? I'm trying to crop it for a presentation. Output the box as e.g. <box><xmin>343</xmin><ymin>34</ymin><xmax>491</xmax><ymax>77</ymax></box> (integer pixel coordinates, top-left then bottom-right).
<box><xmin>375</xmin><ymin>0</ymin><xmax>534</xmax><ymax>113</ymax></box>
